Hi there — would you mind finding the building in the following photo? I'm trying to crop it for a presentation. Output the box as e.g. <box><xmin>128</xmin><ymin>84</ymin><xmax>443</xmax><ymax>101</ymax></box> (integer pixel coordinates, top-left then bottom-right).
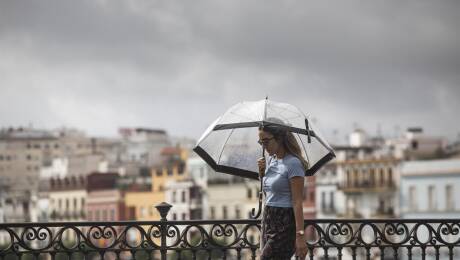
<box><xmin>124</xmin><ymin>162</ymin><xmax>188</xmax><ymax>221</ymax></box>
<box><xmin>316</xmin><ymin>145</ymin><xmax>375</xmax><ymax>219</ymax></box>
<box><xmin>386</xmin><ymin>127</ymin><xmax>446</xmax><ymax>160</ymax></box>
<box><xmin>165</xmin><ymin>180</ymin><xmax>204</xmax><ymax>220</ymax></box>
<box><xmin>40</xmin><ymin>158</ymin><xmax>69</xmax><ymax>179</ymax></box>
<box><xmin>0</xmin><ymin>126</ymin><xmax>99</xmax><ymax>223</ymax></box>
<box><xmin>86</xmin><ymin>173</ymin><xmax>127</xmax><ymax>221</ymax></box>
<box><xmin>400</xmin><ymin>159</ymin><xmax>460</xmax><ymax>218</ymax></box>
<box><xmin>118</xmin><ymin>128</ymin><xmax>171</xmax><ymax>167</ymax></box>
<box><xmin>315</xmin><ymin>161</ymin><xmax>343</xmax><ymax>219</ymax></box>
<box><xmin>0</xmin><ymin>179</ymin><xmax>39</xmax><ymax>223</ymax></box>
<box><xmin>338</xmin><ymin>158</ymin><xmax>400</xmax><ymax>218</ymax></box>
<box><xmin>0</xmin><ymin>127</ymin><xmax>58</xmax><ymax>188</ymax></box>
<box><xmin>303</xmin><ymin>175</ymin><xmax>316</xmax><ymax>219</ymax></box>
<box><xmin>207</xmin><ymin>179</ymin><xmax>259</xmax><ymax>220</ymax></box>
<box><xmin>48</xmin><ymin>176</ymin><xmax>87</xmax><ymax>221</ymax></box>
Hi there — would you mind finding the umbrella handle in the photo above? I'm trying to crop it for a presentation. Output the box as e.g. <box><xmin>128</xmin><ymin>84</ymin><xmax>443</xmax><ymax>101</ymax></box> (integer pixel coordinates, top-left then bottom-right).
<box><xmin>250</xmin><ymin>192</ymin><xmax>263</xmax><ymax>219</ymax></box>
<box><xmin>250</xmin><ymin>148</ymin><xmax>265</xmax><ymax>219</ymax></box>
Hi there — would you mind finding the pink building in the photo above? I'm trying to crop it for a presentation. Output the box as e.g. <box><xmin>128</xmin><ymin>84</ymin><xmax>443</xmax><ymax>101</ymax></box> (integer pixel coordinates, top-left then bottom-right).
<box><xmin>86</xmin><ymin>173</ymin><xmax>127</xmax><ymax>221</ymax></box>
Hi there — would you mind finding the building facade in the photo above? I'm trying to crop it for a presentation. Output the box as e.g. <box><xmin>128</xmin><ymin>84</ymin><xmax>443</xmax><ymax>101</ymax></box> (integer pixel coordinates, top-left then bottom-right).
<box><xmin>400</xmin><ymin>159</ymin><xmax>460</xmax><ymax>218</ymax></box>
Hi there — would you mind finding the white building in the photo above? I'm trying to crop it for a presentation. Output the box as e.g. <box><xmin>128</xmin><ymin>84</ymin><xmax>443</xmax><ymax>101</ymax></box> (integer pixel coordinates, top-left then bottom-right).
<box><xmin>48</xmin><ymin>176</ymin><xmax>87</xmax><ymax>221</ymax></box>
<box><xmin>187</xmin><ymin>156</ymin><xmax>212</xmax><ymax>189</ymax></box>
<box><xmin>315</xmin><ymin>162</ymin><xmax>344</xmax><ymax>219</ymax></box>
<box><xmin>400</xmin><ymin>159</ymin><xmax>460</xmax><ymax>218</ymax></box>
<box><xmin>40</xmin><ymin>158</ymin><xmax>69</xmax><ymax>179</ymax></box>
<box><xmin>207</xmin><ymin>179</ymin><xmax>259</xmax><ymax>220</ymax></box>
<box><xmin>165</xmin><ymin>180</ymin><xmax>204</xmax><ymax>220</ymax></box>
<box><xmin>118</xmin><ymin>128</ymin><xmax>171</xmax><ymax>167</ymax></box>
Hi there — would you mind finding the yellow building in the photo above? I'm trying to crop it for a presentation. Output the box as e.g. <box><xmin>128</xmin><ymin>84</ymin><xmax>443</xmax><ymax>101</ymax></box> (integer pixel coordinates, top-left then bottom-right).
<box><xmin>124</xmin><ymin>161</ymin><xmax>188</xmax><ymax>221</ymax></box>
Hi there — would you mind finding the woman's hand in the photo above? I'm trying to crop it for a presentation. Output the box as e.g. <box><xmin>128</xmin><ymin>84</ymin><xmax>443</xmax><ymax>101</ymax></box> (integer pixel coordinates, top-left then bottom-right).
<box><xmin>257</xmin><ymin>157</ymin><xmax>266</xmax><ymax>178</ymax></box>
<box><xmin>295</xmin><ymin>234</ymin><xmax>308</xmax><ymax>259</ymax></box>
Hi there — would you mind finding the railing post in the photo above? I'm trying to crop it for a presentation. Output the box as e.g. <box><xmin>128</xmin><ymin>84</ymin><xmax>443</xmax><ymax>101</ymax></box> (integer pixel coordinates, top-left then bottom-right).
<box><xmin>155</xmin><ymin>202</ymin><xmax>172</xmax><ymax>260</ymax></box>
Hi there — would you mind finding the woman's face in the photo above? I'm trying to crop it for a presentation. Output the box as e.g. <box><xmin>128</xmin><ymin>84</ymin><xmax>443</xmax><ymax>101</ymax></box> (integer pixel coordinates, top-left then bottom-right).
<box><xmin>258</xmin><ymin>130</ymin><xmax>280</xmax><ymax>155</ymax></box>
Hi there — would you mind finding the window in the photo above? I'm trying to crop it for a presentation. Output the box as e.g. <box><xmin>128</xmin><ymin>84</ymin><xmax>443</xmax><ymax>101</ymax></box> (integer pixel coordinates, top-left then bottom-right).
<box><xmin>370</xmin><ymin>168</ymin><xmax>375</xmax><ymax>186</ymax></box>
<box><xmin>182</xmin><ymin>213</ymin><xmax>186</xmax><ymax>220</ymax></box>
<box><xmin>102</xmin><ymin>210</ymin><xmax>107</xmax><ymax>221</ymax></box>
<box><xmin>26</xmin><ymin>155</ymin><xmax>32</xmax><ymax>160</ymax></box>
<box><xmin>409</xmin><ymin>186</ymin><xmax>417</xmax><ymax>211</ymax></box>
<box><xmin>346</xmin><ymin>170</ymin><xmax>352</xmax><ymax>187</ymax></box>
<box><xmin>95</xmin><ymin>210</ymin><xmax>101</xmax><ymax>221</ymax></box>
<box><xmin>235</xmin><ymin>206</ymin><xmax>241</xmax><ymax>219</ymax></box>
<box><xmin>247</xmin><ymin>188</ymin><xmax>252</xmax><ymax>199</ymax></box>
<box><xmin>388</xmin><ymin>168</ymin><xmax>393</xmax><ymax>186</ymax></box>
<box><xmin>428</xmin><ymin>185</ymin><xmax>436</xmax><ymax>210</ymax></box>
<box><xmin>173</xmin><ymin>213</ymin><xmax>177</xmax><ymax>220</ymax></box>
<box><xmin>446</xmin><ymin>185</ymin><xmax>454</xmax><ymax>211</ymax></box>
<box><xmin>156</xmin><ymin>170</ymin><xmax>162</xmax><ymax>176</ymax></box>
<box><xmin>321</xmin><ymin>192</ymin><xmax>326</xmax><ymax>210</ymax></box>
<box><xmin>81</xmin><ymin>198</ymin><xmax>85</xmax><ymax>208</ymax></box>
<box><xmin>172</xmin><ymin>191</ymin><xmax>176</xmax><ymax>203</ymax></box>
<box><xmin>110</xmin><ymin>209</ymin><xmax>115</xmax><ymax>221</ymax></box>
<box><xmin>379</xmin><ymin>169</ymin><xmax>385</xmax><ymax>186</ymax></box>
<box><xmin>74</xmin><ymin>198</ymin><xmax>77</xmax><ymax>208</ymax></box>
<box><xmin>329</xmin><ymin>191</ymin><xmax>335</xmax><ymax>211</ymax></box>
<box><xmin>353</xmin><ymin>169</ymin><xmax>359</xmax><ymax>187</ymax></box>
<box><xmin>222</xmin><ymin>206</ymin><xmax>228</xmax><ymax>219</ymax></box>
<box><xmin>210</xmin><ymin>207</ymin><xmax>215</xmax><ymax>219</ymax></box>
<box><xmin>182</xmin><ymin>191</ymin><xmax>186</xmax><ymax>203</ymax></box>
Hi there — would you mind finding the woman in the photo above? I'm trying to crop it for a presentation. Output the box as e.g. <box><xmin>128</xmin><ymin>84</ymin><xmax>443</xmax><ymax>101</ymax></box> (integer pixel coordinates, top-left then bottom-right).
<box><xmin>258</xmin><ymin>123</ymin><xmax>308</xmax><ymax>260</ymax></box>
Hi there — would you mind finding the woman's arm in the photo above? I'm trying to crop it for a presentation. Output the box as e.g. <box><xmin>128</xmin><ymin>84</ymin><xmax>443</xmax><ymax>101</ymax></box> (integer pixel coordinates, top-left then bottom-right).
<box><xmin>290</xmin><ymin>176</ymin><xmax>308</xmax><ymax>259</ymax></box>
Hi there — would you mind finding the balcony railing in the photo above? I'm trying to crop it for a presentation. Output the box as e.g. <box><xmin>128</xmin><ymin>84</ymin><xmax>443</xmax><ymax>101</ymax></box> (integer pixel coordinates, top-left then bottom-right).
<box><xmin>339</xmin><ymin>181</ymin><xmax>396</xmax><ymax>193</ymax></box>
<box><xmin>0</xmin><ymin>203</ymin><xmax>459</xmax><ymax>260</ymax></box>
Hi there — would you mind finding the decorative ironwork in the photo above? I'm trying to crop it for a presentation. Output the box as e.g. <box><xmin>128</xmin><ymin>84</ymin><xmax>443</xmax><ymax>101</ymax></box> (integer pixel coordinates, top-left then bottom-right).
<box><xmin>0</xmin><ymin>205</ymin><xmax>459</xmax><ymax>259</ymax></box>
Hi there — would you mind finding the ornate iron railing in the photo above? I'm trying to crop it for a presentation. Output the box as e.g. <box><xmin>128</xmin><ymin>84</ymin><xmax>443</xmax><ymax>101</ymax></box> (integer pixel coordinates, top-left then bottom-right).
<box><xmin>0</xmin><ymin>203</ymin><xmax>459</xmax><ymax>260</ymax></box>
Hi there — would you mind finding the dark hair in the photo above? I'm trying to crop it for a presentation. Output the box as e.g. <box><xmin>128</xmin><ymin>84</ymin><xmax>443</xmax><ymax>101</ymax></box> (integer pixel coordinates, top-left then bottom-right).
<box><xmin>259</xmin><ymin>119</ymin><xmax>309</xmax><ymax>171</ymax></box>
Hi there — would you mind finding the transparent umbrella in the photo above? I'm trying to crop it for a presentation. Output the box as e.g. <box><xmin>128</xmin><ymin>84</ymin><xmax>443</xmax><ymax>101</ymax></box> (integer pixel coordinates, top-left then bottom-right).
<box><xmin>193</xmin><ymin>98</ymin><xmax>335</xmax><ymax>218</ymax></box>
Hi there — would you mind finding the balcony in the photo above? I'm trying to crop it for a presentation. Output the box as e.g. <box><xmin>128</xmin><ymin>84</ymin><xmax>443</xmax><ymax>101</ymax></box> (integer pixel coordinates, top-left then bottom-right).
<box><xmin>0</xmin><ymin>203</ymin><xmax>459</xmax><ymax>259</ymax></box>
<box><xmin>339</xmin><ymin>181</ymin><xmax>397</xmax><ymax>193</ymax></box>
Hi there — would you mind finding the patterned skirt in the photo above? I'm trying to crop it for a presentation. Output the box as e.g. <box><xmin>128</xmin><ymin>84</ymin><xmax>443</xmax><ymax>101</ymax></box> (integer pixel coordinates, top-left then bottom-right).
<box><xmin>260</xmin><ymin>206</ymin><xmax>296</xmax><ymax>260</ymax></box>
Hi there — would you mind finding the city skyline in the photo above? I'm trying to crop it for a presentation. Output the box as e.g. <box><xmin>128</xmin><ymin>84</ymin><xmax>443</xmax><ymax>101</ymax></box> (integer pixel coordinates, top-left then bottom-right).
<box><xmin>1</xmin><ymin>1</ymin><xmax>459</xmax><ymax>141</ymax></box>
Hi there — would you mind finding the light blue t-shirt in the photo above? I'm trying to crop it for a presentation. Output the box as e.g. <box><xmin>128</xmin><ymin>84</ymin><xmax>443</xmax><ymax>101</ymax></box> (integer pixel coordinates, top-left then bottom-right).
<box><xmin>262</xmin><ymin>154</ymin><xmax>305</xmax><ymax>208</ymax></box>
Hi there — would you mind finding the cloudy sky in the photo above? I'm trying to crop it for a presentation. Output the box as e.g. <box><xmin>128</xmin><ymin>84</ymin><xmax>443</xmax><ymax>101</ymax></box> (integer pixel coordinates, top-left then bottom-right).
<box><xmin>1</xmin><ymin>0</ymin><xmax>459</xmax><ymax>143</ymax></box>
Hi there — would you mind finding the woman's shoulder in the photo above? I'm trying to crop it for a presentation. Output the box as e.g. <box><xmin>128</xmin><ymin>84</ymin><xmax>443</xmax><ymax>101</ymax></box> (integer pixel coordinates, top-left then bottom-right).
<box><xmin>284</xmin><ymin>154</ymin><xmax>302</xmax><ymax>167</ymax></box>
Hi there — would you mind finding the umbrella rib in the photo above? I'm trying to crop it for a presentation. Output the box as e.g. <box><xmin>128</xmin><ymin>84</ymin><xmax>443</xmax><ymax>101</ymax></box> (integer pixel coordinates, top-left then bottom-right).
<box><xmin>263</xmin><ymin>97</ymin><xmax>268</xmax><ymax>122</ymax></box>
<box><xmin>217</xmin><ymin>128</ymin><xmax>235</xmax><ymax>165</ymax></box>
<box><xmin>296</xmin><ymin>132</ymin><xmax>310</xmax><ymax>166</ymax></box>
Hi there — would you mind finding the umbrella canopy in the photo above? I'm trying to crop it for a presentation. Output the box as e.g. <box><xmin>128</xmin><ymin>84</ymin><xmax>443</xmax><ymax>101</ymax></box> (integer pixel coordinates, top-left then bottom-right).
<box><xmin>193</xmin><ymin>99</ymin><xmax>335</xmax><ymax>180</ymax></box>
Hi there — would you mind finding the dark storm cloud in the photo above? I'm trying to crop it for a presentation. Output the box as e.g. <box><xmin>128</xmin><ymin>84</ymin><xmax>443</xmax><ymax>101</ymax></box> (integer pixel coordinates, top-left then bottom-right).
<box><xmin>0</xmin><ymin>0</ymin><xmax>459</xmax><ymax>141</ymax></box>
